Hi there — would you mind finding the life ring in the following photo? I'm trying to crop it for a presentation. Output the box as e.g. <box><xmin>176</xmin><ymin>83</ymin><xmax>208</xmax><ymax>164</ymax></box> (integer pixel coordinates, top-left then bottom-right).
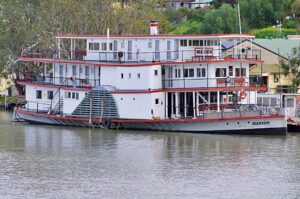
<box><xmin>226</xmin><ymin>76</ymin><xmax>230</xmax><ymax>83</ymax></box>
<box><xmin>239</xmin><ymin>76</ymin><xmax>246</xmax><ymax>85</ymax></box>
<box><xmin>239</xmin><ymin>89</ymin><xmax>247</xmax><ymax>99</ymax></box>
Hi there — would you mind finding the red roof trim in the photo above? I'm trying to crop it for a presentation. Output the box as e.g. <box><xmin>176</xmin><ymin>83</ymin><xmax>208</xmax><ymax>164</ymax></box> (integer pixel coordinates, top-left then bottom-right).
<box><xmin>17</xmin><ymin>57</ymin><xmax>263</xmax><ymax>67</ymax></box>
<box><xmin>15</xmin><ymin>108</ymin><xmax>284</xmax><ymax>123</ymax></box>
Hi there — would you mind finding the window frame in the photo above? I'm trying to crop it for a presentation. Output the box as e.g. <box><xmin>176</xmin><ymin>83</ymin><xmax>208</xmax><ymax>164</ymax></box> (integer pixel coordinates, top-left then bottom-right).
<box><xmin>36</xmin><ymin>90</ymin><xmax>42</xmax><ymax>99</ymax></box>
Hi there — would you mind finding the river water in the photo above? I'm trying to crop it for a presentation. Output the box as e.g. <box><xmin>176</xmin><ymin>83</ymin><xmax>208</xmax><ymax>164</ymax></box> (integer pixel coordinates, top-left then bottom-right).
<box><xmin>0</xmin><ymin>111</ymin><xmax>300</xmax><ymax>199</ymax></box>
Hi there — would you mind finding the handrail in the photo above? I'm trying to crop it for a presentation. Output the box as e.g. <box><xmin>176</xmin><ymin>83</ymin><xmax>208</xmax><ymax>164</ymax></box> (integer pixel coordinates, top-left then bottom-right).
<box><xmin>49</xmin><ymin>78</ymin><xmax>67</xmax><ymax>114</ymax></box>
<box><xmin>21</xmin><ymin>48</ymin><xmax>263</xmax><ymax>63</ymax></box>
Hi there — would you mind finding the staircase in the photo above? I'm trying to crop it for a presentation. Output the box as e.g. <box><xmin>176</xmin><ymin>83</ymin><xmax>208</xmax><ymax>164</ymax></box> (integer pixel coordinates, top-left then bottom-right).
<box><xmin>48</xmin><ymin>98</ymin><xmax>63</xmax><ymax>115</ymax></box>
<box><xmin>71</xmin><ymin>86</ymin><xmax>119</xmax><ymax>118</ymax></box>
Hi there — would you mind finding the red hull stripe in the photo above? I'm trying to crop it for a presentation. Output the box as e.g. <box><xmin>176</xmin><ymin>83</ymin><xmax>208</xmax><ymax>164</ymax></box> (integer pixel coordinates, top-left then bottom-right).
<box><xmin>17</xmin><ymin>57</ymin><xmax>263</xmax><ymax>67</ymax></box>
<box><xmin>16</xmin><ymin>108</ymin><xmax>284</xmax><ymax>123</ymax></box>
<box><xmin>16</xmin><ymin>81</ymin><xmax>267</xmax><ymax>93</ymax></box>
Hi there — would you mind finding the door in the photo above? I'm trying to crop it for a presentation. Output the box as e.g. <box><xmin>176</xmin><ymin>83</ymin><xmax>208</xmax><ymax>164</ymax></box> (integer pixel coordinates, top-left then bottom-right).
<box><xmin>174</xmin><ymin>39</ymin><xmax>179</xmax><ymax>60</ymax></box>
<box><xmin>85</xmin><ymin>66</ymin><xmax>90</xmax><ymax>85</ymax></box>
<box><xmin>284</xmin><ymin>96</ymin><xmax>296</xmax><ymax>117</ymax></box>
<box><xmin>113</xmin><ymin>40</ymin><xmax>118</xmax><ymax>60</ymax></box>
<box><xmin>167</xmin><ymin>40</ymin><xmax>171</xmax><ymax>60</ymax></box>
<box><xmin>128</xmin><ymin>40</ymin><xmax>132</xmax><ymax>60</ymax></box>
<box><xmin>59</xmin><ymin>65</ymin><xmax>63</xmax><ymax>83</ymax></box>
<box><xmin>155</xmin><ymin>40</ymin><xmax>160</xmax><ymax>60</ymax></box>
<box><xmin>168</xmin><ymin>67</ymin><xmax>173</xmax><ymax>88</ymax></box>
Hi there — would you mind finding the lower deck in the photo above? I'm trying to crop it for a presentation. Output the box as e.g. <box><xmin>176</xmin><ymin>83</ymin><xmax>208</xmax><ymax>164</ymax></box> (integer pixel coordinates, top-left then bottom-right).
<box><xmin>13</xmin><ymin>108</ymin><xmax>287</xmax><ymax>135</ymax></box>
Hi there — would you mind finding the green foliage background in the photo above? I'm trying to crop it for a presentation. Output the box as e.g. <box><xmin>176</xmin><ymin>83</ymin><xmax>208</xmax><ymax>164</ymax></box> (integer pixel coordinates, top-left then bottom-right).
<box><xmin>0</xmin><ymin>0</ymin><xmax>299</xmax><ymax>76</ymax></box>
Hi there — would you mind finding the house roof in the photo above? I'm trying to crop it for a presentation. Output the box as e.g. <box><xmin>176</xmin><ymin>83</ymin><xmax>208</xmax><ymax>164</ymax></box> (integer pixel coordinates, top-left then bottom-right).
<box><xmin>190</xmin><ymin>0</ymin><xmax>212</xmax><ymax>3</ymax></box>
<box><xmin>253</xmin><ymin>39</ymin><xmax>300</xmax><ymax>59</ymax></box>
<box><xmin>225</xmin><ymin>38</ymin><xmax>300</xmax><ymax>60</ymax></box>
<box><xmin>250</xmin><ymin>64</ymin><xmax>280</xmax><ymax>75</ymax></box>
<box><xmin>168</xmin><ymin>0</ymin><xmax>192</xmax><ymax>3</ymax></box>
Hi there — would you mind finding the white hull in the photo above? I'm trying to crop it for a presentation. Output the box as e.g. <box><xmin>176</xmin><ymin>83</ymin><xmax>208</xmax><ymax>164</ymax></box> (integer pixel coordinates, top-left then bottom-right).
<box><xmin>13</xmin><ymin>109</ymin><xmax>287</xmax><ymax>135</ymax></box>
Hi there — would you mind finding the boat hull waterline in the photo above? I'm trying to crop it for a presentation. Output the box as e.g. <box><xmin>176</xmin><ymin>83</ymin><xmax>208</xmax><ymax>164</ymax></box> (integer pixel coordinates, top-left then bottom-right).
<box><xmin>13</xmin><ymin>109</ymin><xmax>287</xmax><ymax>135</ymax></box>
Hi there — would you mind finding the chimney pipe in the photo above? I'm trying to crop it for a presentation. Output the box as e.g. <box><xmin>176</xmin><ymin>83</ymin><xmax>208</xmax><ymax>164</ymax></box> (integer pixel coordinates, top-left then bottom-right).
<box><xmin>150</xmin><ymin>20</ymin><xmax>159</xmax><ymax>35</ymax></box>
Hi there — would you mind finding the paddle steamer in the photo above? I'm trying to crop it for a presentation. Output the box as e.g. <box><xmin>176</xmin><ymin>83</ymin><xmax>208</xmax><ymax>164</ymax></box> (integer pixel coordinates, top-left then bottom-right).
<box><xmin>13</xmin><ymin>21</ymin><xmax>287</xmax><ymax>134</ymax></box>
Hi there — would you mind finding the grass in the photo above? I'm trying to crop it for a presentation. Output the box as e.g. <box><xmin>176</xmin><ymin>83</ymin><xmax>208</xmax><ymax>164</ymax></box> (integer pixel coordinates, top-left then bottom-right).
<box><xmin>0</xmin><ymin>96</ymin><xmax>20</xmax><ymax>103</ymax></box>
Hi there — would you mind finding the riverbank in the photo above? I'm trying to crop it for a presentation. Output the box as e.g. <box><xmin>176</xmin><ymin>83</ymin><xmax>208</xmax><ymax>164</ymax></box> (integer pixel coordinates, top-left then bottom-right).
<box><xmin>0</xmin><ymin>95</ymin><xmax>25</xmax><ymax>110</ymax></box>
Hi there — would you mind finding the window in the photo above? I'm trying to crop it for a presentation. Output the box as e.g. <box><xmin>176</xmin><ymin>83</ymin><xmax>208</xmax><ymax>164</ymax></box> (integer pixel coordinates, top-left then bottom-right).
<box><xmin>36</xmin><ymin>90</ymin><xmax>42</xmax><ymax>99</ymax></box>
<box><xmin>274</xmin><ymin>73</ymin><xmax>280</xmax><ymax>83</ymax></box>
<box><xmin>162</xmin><ymin>68</ymin><xmax>165</xmax><ymax>76</ymax></box>
<box><xmin>85</xmin><ymin>66</ymin><xmax>89</xmax><ymax>77</ymax></box>
<box><xmin>200</xmin><ymin>40</ymin><xmax>203</xmax><ymax>46</ymax></box>
<box><xmin>202</xmin><ymin>68</ymin><xmax>206</xmax><ymax>77</ymax></box>
<box><xmin>88</xmin><ymin>43</ymin><xmax>100</xmax><ymax>50</ymax></box>
<box><xmin>197</xmin><ymin>68</ymin><xmax>206</xmax><ymax>77</ymax></box>
<box><xmin>180</xmin><ymin>40</ymin><xmax>187</xmax><ymax>47</ymax></box>
<box><xmin>65</xmin><ymin>91</ymin><xmax>79</xmax><ymax>100</ymax></box>
<box><xmin>229</xmin><ymin>66</ymin><xmax>233</xmax><ymax>76</ymax></box>
<box><xmin>184</xmin><ymin>69</ymin><xmax>188</xmax><ymax>78</ymax></box>
<box><xmin>215</xmin><ymin>68</ymin><xmax>227</xmax><ymax>77</ymax></box>
<box><xmin>192</xmin><ymin>40</ymin><xmax>200</xmax><ymax>46</ymax></box>
<box><xmin>154</xmin><ymin>70</ymin><xmax>158</xmax><ymax>76</ymax></box>
<box><xmin>121</xmin><ymin>42</ymin><xmax>125</xmax><ymax>48</ymax></box>
<box><xmin>178</xmin><ymin>69</ymin><xmax>181</xmax><ymax>78</ymax></box>
<box><xmin>155</xmin><ymin>98</ymin><xmax>159</xmax><ymax>104</ymax></box>
<box><xmin>257</xmin><ymin>97</ymin><xmax>262</xmax><ymax>105</ymax></box>
<box><xmin>137</xmin><ymin>73</ymin><xmax>141</xmax><ymax>78</ymax></box>
<box><xmin>129</xmin><ymin>73</ymin><xmax>131</xmax><ymax>79</ymax></box>
<box><xmin>47</xmin><ymin>91</ymin><xmax>53</xmax><ymax>100</ymax></box>
<box><xmin>189</xmin><ymin>68</ymin><xmax>194</xmax><ymax>77</ymax></box>
<box><xmin>72</xmin><ymin>65</ymin><xmax>77</xmax><ymax>76</ymax></box>
<box><xmin>287</xmin><ymin>98</ymin><xmax>294</xmax><ymax>108</ymax></box>
<box><xmin>101</xmin><ymin>43</ymin><xmax>107</xmax><ymax>51</ymax></box>
<box><xmin>175</xmin><ymin>69</ymin><xmax>181</xmax><ymax>78</ymax></box>
<box><xmin>235</xmin><ymin>68</ymin><xmax>246</xmax><ymax>77</ymax></box>
<box><xmin>148</xmin><ymin>42</ymin><xmax>152</xmax><ymax>48</ymax></box>
<box><xmin>270</xmin><ymin>98</ymin><xmax>277</xmax><ymax>106</ymax></box>
<box><xmin>121</xmin><ymin>73</ymin><xmax>124</xmax><ymax>79</ymax></box>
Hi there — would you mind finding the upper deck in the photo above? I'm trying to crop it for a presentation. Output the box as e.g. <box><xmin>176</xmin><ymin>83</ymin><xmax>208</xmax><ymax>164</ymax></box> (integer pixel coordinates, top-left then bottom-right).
<box><xmin>20</xmin><ymin>33</ymin><xmax>261</xmax><ymax>64</ymax></box>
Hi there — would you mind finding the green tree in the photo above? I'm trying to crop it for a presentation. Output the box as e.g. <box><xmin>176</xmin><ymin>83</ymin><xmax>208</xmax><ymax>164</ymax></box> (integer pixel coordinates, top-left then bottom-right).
<box><xmin>200</xmin><ymin>4</ymin><xmax>238</xmax><ymax>34</ymax></box>
<box><xmin>280</xmin><ymin>45</ymin><xmax>300</xmax><ymax>92</ymax></box>
<box><xmin>291</xmin><ymin>0</ymin><xmax>300</xmax><ymax>16</ymax></box>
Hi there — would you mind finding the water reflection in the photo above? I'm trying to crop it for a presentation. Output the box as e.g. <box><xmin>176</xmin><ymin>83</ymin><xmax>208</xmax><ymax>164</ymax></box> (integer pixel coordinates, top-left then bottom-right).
<box><xmin>0</xmin><ymin>111</ymin><xmax>300</xmax><ymax>199</ymax></box>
